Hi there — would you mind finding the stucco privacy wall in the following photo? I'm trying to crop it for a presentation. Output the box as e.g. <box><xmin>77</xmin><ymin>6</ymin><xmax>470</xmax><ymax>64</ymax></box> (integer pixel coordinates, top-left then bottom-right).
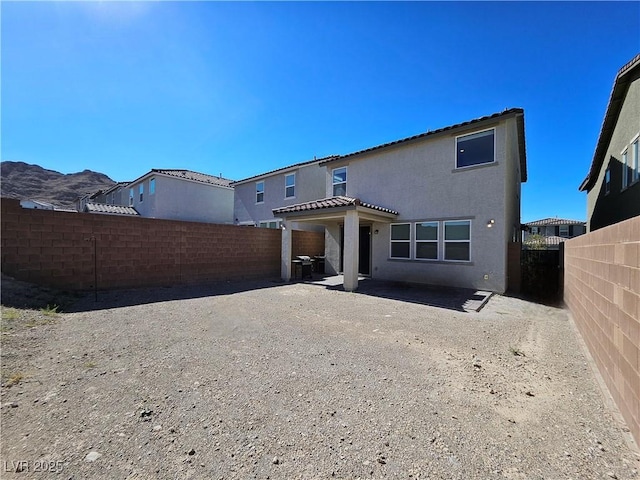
<box><xmin>1</xmin><ymin>198</ymin><xmax>323</xmax><ymax>291</ymax></box>
<box><xmin>564</xmin><ymin>215</ymin><xmax>640</xmax><ymax>446</ymax></box>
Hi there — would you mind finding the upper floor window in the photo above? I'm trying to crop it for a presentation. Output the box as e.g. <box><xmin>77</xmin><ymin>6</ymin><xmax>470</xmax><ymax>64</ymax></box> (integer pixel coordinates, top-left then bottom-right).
<box><xmin>285</xmin><ymin>173</ymin><xmax>295</xmax><ymax>198</ymax></box>
<box><xmin>256</xmin><ymin>181</ymin><xmax>264</xmax><ymax>204</ymax></box>
<box><xmin>333</xmin><ymin>167</ymin><xmax>347</xmax><ymax>196</ymax></box>
<box><xmin>150</xmin><ymin>178</ymin><xmax>156</xmax><ymax>195</ymax></box>
<box><xmin>632</xmin><ymin>137</ymin><xmax>639</xmax><ymax>184</ymax></box>
<box><xmin>605</xmin><ymin>167</ymin><xmax>611</xmax><ymax>195</ymax></box>
<box><xmin>129</xmin><ymin>188</ymin><xmax>134</xmax><ymax>206</ymax></box>
<box><xmin>622</xmin><ymin>149</ymin><xmax>629</xmax><ymax>190</ymax></box>
<box><xmin>456</xmin><ymin>129</ymin><xmax>495</xmax><ymax>169</ymax></box>
<box><xmin>559</xmin><ymin>225</ymin><xmax>569</xmax><ymax>237</ymax></box>
<box><xmin>139</xmin><ymin>184</ymin><xmax>144</xmax><ymax>202</ymax></box>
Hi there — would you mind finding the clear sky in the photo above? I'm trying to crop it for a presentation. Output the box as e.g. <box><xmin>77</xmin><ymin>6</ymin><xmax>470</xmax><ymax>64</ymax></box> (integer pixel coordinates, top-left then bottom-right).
<box><xmin>2</xmin><ymin>1</ymin><xmax>639</xmax><ymax>223</ymax></box>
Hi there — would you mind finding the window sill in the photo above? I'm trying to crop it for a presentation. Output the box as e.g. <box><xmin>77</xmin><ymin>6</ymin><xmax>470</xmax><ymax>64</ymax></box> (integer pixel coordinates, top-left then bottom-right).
<box><xmin>387</xmin><ymin>258</ymin><xmax>474</xmax><ymax>266</ymax></box>
<box><xmin>452</xmin><ymin>161</ymin><xmax>498</xmax><ymax>174</ymax></box>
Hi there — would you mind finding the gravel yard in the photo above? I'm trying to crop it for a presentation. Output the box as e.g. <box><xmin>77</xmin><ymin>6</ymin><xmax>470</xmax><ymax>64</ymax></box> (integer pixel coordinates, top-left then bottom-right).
<box><xmin>1</xmin><ymin>278</ymin><xmax>639</xmax><ymax>479</ymax></box>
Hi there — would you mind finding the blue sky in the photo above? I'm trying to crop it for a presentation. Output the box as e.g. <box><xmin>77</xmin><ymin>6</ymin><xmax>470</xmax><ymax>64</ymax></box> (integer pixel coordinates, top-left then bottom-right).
<box><xmin>2</xmin><ymin>1</ymin><xmax>638</xmax><ymax>223</ymax></box>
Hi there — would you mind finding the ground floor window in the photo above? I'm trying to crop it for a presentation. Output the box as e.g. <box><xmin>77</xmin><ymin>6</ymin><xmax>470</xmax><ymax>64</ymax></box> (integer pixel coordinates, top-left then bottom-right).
<box><xmin>259</xmin><ymin>220</ymin><xmax>281</xmax><ymax>229</ymax></box>
<box><xmin>390</xmin><ymin>223</ymin><xmax>411</xmax><ymax>259</ymax></box>
<box><xmin>389</xmin><ymin>219</ymin><xmax>472</xmax><ymax>262</ymax></box>
<box><xmin>444</xmin><ymin>220</ymin><xmax>471</xmax><ymax>261</ymax></box>
<box><xmin>415</xmin><ymin>222</ymin><xmax>438</xmax><ymax>259</ymax></box>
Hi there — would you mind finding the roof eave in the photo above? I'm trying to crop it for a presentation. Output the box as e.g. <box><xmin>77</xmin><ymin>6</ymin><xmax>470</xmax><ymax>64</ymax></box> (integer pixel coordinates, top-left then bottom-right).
<box><xmin>580</xmin><ymin>53</ymin><xmax>640</xmax><ymax>192</ymax></box>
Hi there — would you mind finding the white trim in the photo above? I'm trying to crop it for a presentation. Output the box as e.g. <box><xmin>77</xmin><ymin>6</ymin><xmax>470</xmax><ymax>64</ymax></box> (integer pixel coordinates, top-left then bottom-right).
<box><xmin>389</xmin><ymin>222</ymin><xmax>411</xmax><ymax>259</ymax></box>
<box><xmin>332</xmin><ymin>166</ymin><xmax>347</xmax><ymax>197</ymax></box>
<box><xmin>256</xmin><ymin>181</ymin><xmax>265</xmax><ymax>204</ymax></box>
<box><xmin>455</xmin><ymin>128</ymin><xmax>496</xmax><ymax>170</ymax></box>
<box><xmin>443</xmin><ymin>219</ymin><xmax>472</xmax><ymax>262</ymax></box>
<box><xmin>415</xmin><ymin>221</ymin><xmax>439</xmax><ymax>261</ymax></box>
<box><xmin>285</xmin><ymin>172</ymin><xmax>296</xmax><ymax>199</ymax></box>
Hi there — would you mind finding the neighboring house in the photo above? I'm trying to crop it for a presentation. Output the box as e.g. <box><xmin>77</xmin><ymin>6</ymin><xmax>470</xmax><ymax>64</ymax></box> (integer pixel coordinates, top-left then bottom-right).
<box><xmin>579</xmin><ymin>53</ymin><xmax>640</xmax><ymax>231</ymax></box>
<box><xmin>20</xmin><ymin>199</ymin><xmax>55</xmax><ymax>210</ymax></box>
<box><xmin>83</xmin><ymin>203</ymin><xmax>139</xmax><ymax>216</ymax></box>
<box><xmin>232</xmin><ymin>156</ymin><xmax>334</xmax><ymax>231</ymax></box>
<box><xmin>523</xmin><ymin>217</ymin><xmax>586</xmax><ymax>249</ymax></box>
<box><xmin>20</xmin><ymin>199</ymin><xmax>76</xmax><ymax>212</ymax></box>
<box><xmin>273</xmin><ymin>108</ymin><xmax>526</xmax><ymax>293</ymax></box>
<box><xmin>103</xmin><ymin>182</ymin><xmax>131</xmax><ymax>207</ymax></box>
<box><xmin>76</xmin><ymin>189</ymin><xmax>108</xmax><ymax>212</ymax></box>
<box><xmin>124</xmin><ymin>169</ymin><xmax>234</xmax><ymax>224</ymax></box>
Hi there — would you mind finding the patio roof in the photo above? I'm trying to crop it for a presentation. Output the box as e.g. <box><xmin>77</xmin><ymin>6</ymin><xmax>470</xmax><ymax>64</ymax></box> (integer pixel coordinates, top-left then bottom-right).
<box><xmin>273</xmin><ymin>196</ymin><xmax>399</xmax><ymax>219</ymax></box>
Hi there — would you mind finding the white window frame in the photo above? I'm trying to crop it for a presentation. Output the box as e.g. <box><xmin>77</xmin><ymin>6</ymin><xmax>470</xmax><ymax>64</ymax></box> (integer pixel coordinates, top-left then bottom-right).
<box><xmin>390</xmin><ymin>223</ymin><xmax>411</xmax><ymax>259</ymax></box>
<box><xmin>622</xmin><ymin>148</ymin><xmax>629</xmax><ymax>190</ymax></box>
<box><xmin>443</xmin><ymin>220</ymin><xmax>471</xmax><ymax>262</ymax></box>
<box><xmin>455</xmin><ymin>128</ymin><xmax>496</xmax><ymax>170</ymax></box>
<box><xmin>332</xmin><ymin>167</ymin><xmax>347</xmax><ymax>197</ymax></box>
<box><xmin>256</xmin><ymin>181</ymin><xmax>264</xmax><ymax>204</ymax></box>
<box><xmin>258</xmin><ymin>219</ymin><xmax>281</xmax><ymax>229</ymax></box>
<box><xmin>285</xmin><ymin>173</ymin><xmax>295</xmax><ymax>199</ymax></box>
<box><xmin>139</xmin><ymin>183</ymin><xmax>144</xmax><ymax>202</ymax></box>
<box><xmin>415</xmin><ymin>221</ymin><xmax>439</xmax><ymax>261</ymax></box>
<box><xmin>150</xmin><ymin>177</ymin><xmax>156</xmax><ymax>195</ymax></box>
<box><xmin>129</xmin><ymin>188</ymin><xmax>134</xmax><ymax>206</ymax></box>
<box><xmin>631</xmin><ymin>134</ymin><xmax>639</xmax><ymax>184</ymax></box>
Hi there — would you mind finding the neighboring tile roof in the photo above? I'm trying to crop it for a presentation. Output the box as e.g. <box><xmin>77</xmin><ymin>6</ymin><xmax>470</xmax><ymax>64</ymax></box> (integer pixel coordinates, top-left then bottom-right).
<box><xmin>232</xmin><ymin>155</ymin><xmax>339</xmax><ymax>185</ymax></box>
<box><xmin>320</xmin><ymin>108</ymin><xmax>527</xmax><ymax>182</ymax></box>
<box><xmin>85</xmin><ymin>203</ymin><xmax>139</xmax><ymax>216</ymax></box>
<box><xmin>525</xmin><ymin>218</ymin><xmax>586</xmax><ymax>227</ymax></box>
<box><xmin>273</xmin><ymin>196</ymin><xmax>399</xmax><ymax>216</ymax></box>
<box><xmin>580</xmin><ymin>53</ymin><xmax>640</xmax><ymax>192</ymax></box>
<box><xmin>103</xmin><ymin>182</ymin><xmax>131</xmax><ymax>194</ymax></box>
<box><xmin>152</xmin><ymin>169</ymin><xmax>233</xmax><ymax>187</ymax></box>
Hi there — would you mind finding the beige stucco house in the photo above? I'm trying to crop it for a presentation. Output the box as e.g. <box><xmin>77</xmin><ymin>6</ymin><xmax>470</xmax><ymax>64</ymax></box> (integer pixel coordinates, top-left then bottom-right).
<box><xmin>232</xmin><ymin>156</ymin><xmax>334</xmax><ymax>231</ymax></box>
<box><xmin>126</xmin><ymin>169</ymin><xmax>234</xmax><ymax>224</ymax></box>
<box><xmin>274</xmin><ymin>108</ymin><xmax>527</xmax><ymax>293</ymax></box>
<box><xmin>579</xmin><ymin>53</ymin><xmax>640</xmax><ymax>231</ymax></box>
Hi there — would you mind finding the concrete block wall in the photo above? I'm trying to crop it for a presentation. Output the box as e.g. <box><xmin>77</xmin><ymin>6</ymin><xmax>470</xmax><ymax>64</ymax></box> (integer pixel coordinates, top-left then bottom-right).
<box><xmin>564</xmin><ymin>215</ymin><xmax>640</xmax><ymax>446</ymax></box>
<box><xmin>291</xmin><ymin>229</ymin><xmax>325</xmax><ymax>257</ymax></box>
<box><xmin>1</xmin><ymin>198</ymin><xmax>324</xmax><ymax>291</ymax></box>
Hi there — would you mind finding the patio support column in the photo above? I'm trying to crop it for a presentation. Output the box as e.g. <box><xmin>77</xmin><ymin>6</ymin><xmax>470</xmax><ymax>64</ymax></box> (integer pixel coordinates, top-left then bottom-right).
<box><xmin>281</xmin><ymin>220</ymin><xmax>292</xmax><ymax>282</ymax></box>
<box><xmin>343</xmin><ymin>209</ymin><xmax>359</xmax><ymax>291</ymax></box>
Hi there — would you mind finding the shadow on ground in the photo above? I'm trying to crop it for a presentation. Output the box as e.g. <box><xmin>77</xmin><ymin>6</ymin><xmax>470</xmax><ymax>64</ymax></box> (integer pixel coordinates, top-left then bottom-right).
<box><xmin>2</xmin><ymin>274</ymin><xmax>492</xmax><ymax>314</ymax></box>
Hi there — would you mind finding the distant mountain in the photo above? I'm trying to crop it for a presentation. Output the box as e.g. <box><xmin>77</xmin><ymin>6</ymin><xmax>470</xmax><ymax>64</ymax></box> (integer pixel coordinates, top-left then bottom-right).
<box><xmin>1</xmin><ymin>161</ymin><xmax>116</xmax><ymax>208</ymax></box>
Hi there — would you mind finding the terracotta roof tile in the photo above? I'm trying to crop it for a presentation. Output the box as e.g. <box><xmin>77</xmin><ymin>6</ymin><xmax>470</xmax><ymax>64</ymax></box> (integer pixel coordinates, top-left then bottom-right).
<box><xmin>85</xmin><ymin>203</ymin><xmax>139</xmax><ymax>216</ymax></box>
<box><xmin>525</xmin><ymin>218</ymin><xmax>585</xmax><ymax>227</ymax></box>
<box><xmin>151</xmin><ymin>169</ymin><xmax>233</xmax><ymax>188</ymax></box>
<box><xmin>273</xmin><ymin>196</ymin><xmax>398</xmax><ymax>216</ymax></box>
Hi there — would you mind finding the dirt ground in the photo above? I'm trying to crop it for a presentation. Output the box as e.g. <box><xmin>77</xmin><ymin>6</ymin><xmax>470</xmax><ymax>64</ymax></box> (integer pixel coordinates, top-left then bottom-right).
<box><xmin>1</xmin><ymin>277</ymin><xmax>639</xmax><ymax>479</ymax></box>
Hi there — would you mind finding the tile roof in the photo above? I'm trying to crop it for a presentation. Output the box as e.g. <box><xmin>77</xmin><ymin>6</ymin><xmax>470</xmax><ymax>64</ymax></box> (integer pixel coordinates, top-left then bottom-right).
<box><xmin>152</xmin><ymin>169</ymin><xmax>233</xmax><ymax>187</ymax></box>
<box><xmin>85</xmin><ymin>203</ymin><xmax>139</xmax><ymax>216</ymax></box>
<box><xmin>273</xmin><ymin>196</ymin><xmax>399</xmax><ymax>216</ymax></box>
<box><xmin>525</xmin><ymin>218</ymin><xmax>586</xmax><ymax>227</ymax></box>
<box><xmin>580</xmin><ymin>53</ymin><xmax>640</xmax><ymax>191</ymax></box>
<box><xmin>320</xmin><ymin>108</ymin><xmax>527</xmax><ymax>182</ymax></box>
<box><xmin>232</xmin><ymin>155</ymin><xmax>339</xmax><ymax>185</ymax></box>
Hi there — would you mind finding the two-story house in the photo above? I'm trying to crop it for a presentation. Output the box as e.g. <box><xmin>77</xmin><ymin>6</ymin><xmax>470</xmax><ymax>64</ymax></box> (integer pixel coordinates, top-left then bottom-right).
<box><xmin>579</xmin><ymin>53</ymin><xmax>640</xmax><ymax>231</ymax></box>
<box><xmin>523</xmin><ymin>217</ymin><xmax>586</xmax><ymax>249</ymax></box>
<box><xmin>232</xmin><ymin>156</ymin><xmax>335</xmax><ymax>231</ymax></box>
<box><xmin>125</xmin><ymin>169</ymin><xmax>234</xmax><ymax>224</ymax></box>
<box><xmin>274</xmin><ymin>108</ymin><xmax>526</xmax><ymax>293</ymax></box>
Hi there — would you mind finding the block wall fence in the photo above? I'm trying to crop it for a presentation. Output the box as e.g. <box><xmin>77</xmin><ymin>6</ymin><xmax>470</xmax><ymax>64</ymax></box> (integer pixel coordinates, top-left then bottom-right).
<box><xmin>1</xmin><ymin>198</ymin><xmax>324</xmax><ymax>291</ymax></box>
<box><xmin>564</xmin><ymin>216</ymin><xmax>640</xmax><ymax>447</ymax></box>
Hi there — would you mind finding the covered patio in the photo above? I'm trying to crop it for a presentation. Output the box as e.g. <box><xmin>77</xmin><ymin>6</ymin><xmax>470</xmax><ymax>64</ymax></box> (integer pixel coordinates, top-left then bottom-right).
<box><xmin>274</xmin><ymin>196</ymin><xmax>398</xmax><ymax>291</ymax></box>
